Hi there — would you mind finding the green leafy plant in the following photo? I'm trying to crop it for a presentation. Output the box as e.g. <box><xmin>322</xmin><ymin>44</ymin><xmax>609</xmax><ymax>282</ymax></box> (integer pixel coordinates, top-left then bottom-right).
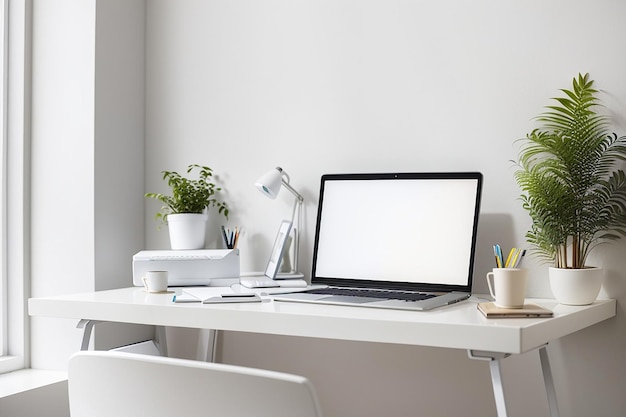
<box><xmin>514</xmin><ymin>73</ymin><xmax>626</xmax><ymax>268</ymax></box>
<box><xmin>145</xmin><ymin>164</ymin><xmax>229</xmax><ymax>225</ymax></box>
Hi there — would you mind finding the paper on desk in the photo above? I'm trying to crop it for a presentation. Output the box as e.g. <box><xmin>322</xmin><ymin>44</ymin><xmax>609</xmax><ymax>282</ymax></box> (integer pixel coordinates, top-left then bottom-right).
<box><xmin>172</xmin><ymin>291</ymin><xmax>202</xmax><ymax>303</ymax></box>
<box><xmin>178</xmin><ymin>287</ymin><xmax>232</xmax><ymax>301</ymax></box>
<box><xmin>173</xmin><ymin>284</ymin><xmax>312</xmax><ymax>304</ymax></box>
<box><xmin>175</xmin><ymin>287</ymin><xmax>279</xmax><ymax>303</ymax></box>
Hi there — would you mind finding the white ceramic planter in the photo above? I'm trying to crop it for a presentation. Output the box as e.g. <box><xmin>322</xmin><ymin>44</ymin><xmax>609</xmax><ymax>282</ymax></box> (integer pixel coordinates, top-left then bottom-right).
<box><xmin>549</xmin><ymin>266</ymin><xmax>603</xmax><ymax>305</ymax></box>
<box><xmin>167</xmin><ymin>213</ymin><xmax>208</xmax><ymax>250</ymax></box>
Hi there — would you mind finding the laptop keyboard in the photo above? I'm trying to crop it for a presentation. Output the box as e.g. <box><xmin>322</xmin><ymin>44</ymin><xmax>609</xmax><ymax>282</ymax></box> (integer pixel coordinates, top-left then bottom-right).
<box><xmin>308</xmin><ymin>287</ymin><xmax>437</xmax><ymax>302</ymax></box>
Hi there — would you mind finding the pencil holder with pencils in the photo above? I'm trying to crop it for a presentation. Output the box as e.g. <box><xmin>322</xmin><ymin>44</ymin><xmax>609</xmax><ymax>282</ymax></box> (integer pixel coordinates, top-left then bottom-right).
<box><xmin>488</xmin><ymin>244</ymin><xmax>528</xmax><ymax>308</ymax></box>
<box><xmin>492</xmin><ymin>245</ymin><xmax>526</xmax><ymax>269</ymax></box>
<box><xmin>221</xmin><ymin>226</ymin><xmax>240</xmax><ymax>249</ymax></box>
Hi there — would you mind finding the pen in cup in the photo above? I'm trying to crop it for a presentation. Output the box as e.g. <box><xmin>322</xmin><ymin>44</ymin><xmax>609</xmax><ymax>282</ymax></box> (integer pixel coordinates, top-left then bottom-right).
<box><xmin>493</xmin><ymin>244</ymin><xmax>526</xmax><ymax>268</ymax></box>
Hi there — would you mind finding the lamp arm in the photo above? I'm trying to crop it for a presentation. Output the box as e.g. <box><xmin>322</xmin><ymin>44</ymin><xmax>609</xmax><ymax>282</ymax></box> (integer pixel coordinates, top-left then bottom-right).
<box><xmin>289</xmin><ymin>198</ymin><xmax>301</xmax><ymax>274</ymax></box>
<box><xmin>282</xmin><ymin>178</ymin><xmax>303</xmax><ymax>275</ymax></box>
<box><xmin>281</xmin><ymin>179</ymin><xmax>304</xmax><ymax>203</ymax></box>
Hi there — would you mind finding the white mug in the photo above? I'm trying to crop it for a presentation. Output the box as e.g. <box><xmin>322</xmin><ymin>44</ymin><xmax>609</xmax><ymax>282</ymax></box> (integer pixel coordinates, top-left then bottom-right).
<box><xmin>486</xmin><ymin>268</ymin><xmax>528</xmax><ymax>308</ymax></box>
<box><xmin>142</xmin><ymin>270</ymin><xmax>168</xmax><ymax>293</ymax></box>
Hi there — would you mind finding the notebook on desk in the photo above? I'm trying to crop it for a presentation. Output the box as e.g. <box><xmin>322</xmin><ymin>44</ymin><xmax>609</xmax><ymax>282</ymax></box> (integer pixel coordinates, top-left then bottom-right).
<box><xmin>273</xmin><ymin>172</ymin><xmax>483</xmax><ymax>311</ymax></box>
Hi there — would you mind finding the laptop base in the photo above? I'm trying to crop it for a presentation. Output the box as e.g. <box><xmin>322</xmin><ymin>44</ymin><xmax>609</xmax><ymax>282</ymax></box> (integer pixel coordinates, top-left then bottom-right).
<box><xmin>273</xmin><ymin>291</ymin><xmax>470</xmax><ymax>311</ymax></box>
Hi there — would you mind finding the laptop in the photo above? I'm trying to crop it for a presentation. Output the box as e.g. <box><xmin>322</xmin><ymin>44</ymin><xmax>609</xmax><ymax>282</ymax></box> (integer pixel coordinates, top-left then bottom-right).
<box><xmin>273</xmin><ymin>172</ymin><xmax>483</xmax><ymax>311</ymax></box>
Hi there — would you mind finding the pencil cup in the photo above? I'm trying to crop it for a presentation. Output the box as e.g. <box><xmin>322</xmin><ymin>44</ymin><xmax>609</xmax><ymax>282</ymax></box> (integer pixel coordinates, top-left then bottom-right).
<box><xmin>142</xmin><ymin>271</ymin><xmax>168</xmax><ymax>293</ymax></box>
<box><xmin>486</xmin><ymin>268</ymin><xmax>527</xmax><ymax>308</ymax></box>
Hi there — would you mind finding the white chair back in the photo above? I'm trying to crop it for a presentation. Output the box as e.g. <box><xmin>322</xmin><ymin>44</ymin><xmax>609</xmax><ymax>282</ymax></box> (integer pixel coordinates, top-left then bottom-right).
<box><xmin>68</xmin><ymin>351</ymin><xmax>323</xmax><ymax>417</ymax></box>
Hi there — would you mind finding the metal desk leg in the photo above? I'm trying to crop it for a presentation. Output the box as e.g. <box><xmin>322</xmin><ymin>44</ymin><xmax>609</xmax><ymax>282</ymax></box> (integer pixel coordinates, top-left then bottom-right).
<box><xmin>488</xmin><ymin>357</ymin><xmax>508</xmax><ymax>417</ymax></box>
<box><xmin>77</xmin><ymin>320</ymin><xmax>168</xmax><ymax>357</ymax></box>
<box><xmin>77</xmin><ymin>319</ymin><xmax>103</xmax><ymax>351</ymax></box>
<box><xmin>209</xmin><ymin>329</ymin><xmax>218</xmax><ymax>362</ymax></box>
<box><xmin>468</xmin><ymin>350</ymin><xmax>511</xmax><ymax>417</ymax></box>
<box><xmin>155</xmin><ymin>326</ymin><xmax>168</xmax><ymax>357</ymax></box>
<box><xmin>197</xmin><ymin>329</ymin><xmax>218</xmax><ymax>362</ymax></box>
<box><xmin>469</xmin><ymin>346</ymin><xmax>561</xmax><ymax>417</ymax></box>
<box><xmin>539</xmin><ymin>345</ymin><xmax>560</xmax><ymax>417</ymax></box>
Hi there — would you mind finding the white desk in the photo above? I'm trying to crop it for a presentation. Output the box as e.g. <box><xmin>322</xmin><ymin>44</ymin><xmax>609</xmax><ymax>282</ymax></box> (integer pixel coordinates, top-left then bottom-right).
<box><xmin>28</xmin><ymin>287</ymin><xmax>616</xmax><ymax>417</ymax></box>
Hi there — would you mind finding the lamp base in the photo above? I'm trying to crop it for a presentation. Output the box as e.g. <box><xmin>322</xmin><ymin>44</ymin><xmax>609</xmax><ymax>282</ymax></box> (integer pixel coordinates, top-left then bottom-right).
<box><xmin>275</xmin><ymin>271</ymin><xmax>305</xmax><ymax>280</ymax></box>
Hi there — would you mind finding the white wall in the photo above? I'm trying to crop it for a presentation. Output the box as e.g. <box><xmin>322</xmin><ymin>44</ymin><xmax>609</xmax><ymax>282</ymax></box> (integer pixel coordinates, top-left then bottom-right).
<box><xmin>30</xmin><ymin>0</ymin><xmax>149</xmax><ymax>370</ymax></box>
<box><xmin>144</xmin><ymin>1</ymin><xmax>626</xmax><ymax>417</ymax></box>
<box><xmin>30</xmin><ymin>0</ymin><xmax>97</xmax><ymax>370</ymax></box>
<box><xmin>92</xmin><ymin>0</ymin><xmax>153</xmax><ymax>351</ymax></box>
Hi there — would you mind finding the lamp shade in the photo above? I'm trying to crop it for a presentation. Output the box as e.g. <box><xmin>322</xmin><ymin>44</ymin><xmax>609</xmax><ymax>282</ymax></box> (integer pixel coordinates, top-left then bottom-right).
<box><xmin>255</xmin><ymin>167</ymin><xmax>283</xmax><ymax>199</ymax></box>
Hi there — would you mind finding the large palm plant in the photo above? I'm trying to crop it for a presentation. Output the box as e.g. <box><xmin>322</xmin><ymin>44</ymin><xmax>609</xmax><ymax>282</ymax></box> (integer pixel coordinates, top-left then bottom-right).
<box><xmin>515</xmin><ymin>73</ymin><xmax>626</xmax><ymax>268</ymax></box>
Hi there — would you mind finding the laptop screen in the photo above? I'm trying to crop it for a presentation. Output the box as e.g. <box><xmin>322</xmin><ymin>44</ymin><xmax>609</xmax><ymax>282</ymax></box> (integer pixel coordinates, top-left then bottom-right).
<box><xmin>311</xmin><ymin>172</ymin><xmax>483</xmax><ymax>292</ymax></box>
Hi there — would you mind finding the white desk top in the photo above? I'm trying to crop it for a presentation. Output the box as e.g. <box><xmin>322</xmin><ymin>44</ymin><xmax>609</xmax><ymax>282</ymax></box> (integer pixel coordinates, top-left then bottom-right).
<box><xmin>28</xmin><ymin>287</ymin><xmax>616</xmax><ymax>354</ymax></box>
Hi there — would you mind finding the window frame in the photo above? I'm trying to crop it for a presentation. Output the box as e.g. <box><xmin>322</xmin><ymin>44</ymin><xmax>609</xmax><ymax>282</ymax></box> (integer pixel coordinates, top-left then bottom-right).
<box><xmin>0</xmin><ymin>0</ymin><xmax>31</xmax><ymax>374</ymax></box>
<box><xmin>0</xmin><ymin>0</ymin><xmax>7</xmax><ymax>362</ymax></box>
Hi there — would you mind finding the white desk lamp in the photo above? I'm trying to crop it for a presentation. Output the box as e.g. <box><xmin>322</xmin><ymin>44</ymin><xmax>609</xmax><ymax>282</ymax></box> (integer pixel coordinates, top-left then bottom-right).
<box><xmin>255</xmin><ymin>167</ymin><xmax>304</xmax><ymax>278</ymax></box>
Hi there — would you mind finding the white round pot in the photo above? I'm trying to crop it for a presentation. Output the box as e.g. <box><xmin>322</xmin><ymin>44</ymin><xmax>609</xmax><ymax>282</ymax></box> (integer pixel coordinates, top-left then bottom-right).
<box><xmin>548</xmin><ymin>266</ymin><xmax>603</xmax><ymax>306</ymax></box>
<box><xmin>167</xmin><ymin>213</ymin><xmax>208</xmax><ymax>250</ymax></box>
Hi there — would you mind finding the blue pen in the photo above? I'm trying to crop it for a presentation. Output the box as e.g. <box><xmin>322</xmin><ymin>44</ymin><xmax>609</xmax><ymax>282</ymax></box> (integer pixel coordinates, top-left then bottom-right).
<box><xmin>495</xmin><ymin>244</ymin><xmax>503</xmax><ymax>268</ymax></box>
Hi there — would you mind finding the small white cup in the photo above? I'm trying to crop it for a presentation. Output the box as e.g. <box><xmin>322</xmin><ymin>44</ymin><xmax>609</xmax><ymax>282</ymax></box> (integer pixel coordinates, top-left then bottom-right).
<box><xmin>142</xmin><ymin>270</ymin><xmax>168</xmax><ymax>293</ymax></box>
<box><xmin>486</xmin><ymin>268</ymin><xmax>528</xmax><ymax>308</ymax></box>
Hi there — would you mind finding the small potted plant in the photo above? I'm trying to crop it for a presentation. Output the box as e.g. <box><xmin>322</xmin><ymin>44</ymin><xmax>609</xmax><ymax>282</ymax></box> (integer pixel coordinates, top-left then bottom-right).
<box><xmin>514</xmin><ymin>73</ymin><xmax>626</xmax><ymax>305</ymax></box>
<box><xmin>145</xmin><ymin>164</ymin><xmax>229</xmax><ymax>250</ymax></box>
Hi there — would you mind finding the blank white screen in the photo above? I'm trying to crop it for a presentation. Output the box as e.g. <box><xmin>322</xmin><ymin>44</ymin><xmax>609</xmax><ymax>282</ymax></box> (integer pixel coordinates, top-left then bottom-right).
<box><xmin>314</xmin><ymin>178</ymin><xmax>479</xmax><ymax>286</ymax></box>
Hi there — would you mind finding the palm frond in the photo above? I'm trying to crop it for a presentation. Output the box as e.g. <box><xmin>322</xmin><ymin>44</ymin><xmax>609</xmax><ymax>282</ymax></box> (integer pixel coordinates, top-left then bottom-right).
<box><xmin>514</xmin><ymin>73</ymin><xmax>626</xmax><ymax>268</ymax></box>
